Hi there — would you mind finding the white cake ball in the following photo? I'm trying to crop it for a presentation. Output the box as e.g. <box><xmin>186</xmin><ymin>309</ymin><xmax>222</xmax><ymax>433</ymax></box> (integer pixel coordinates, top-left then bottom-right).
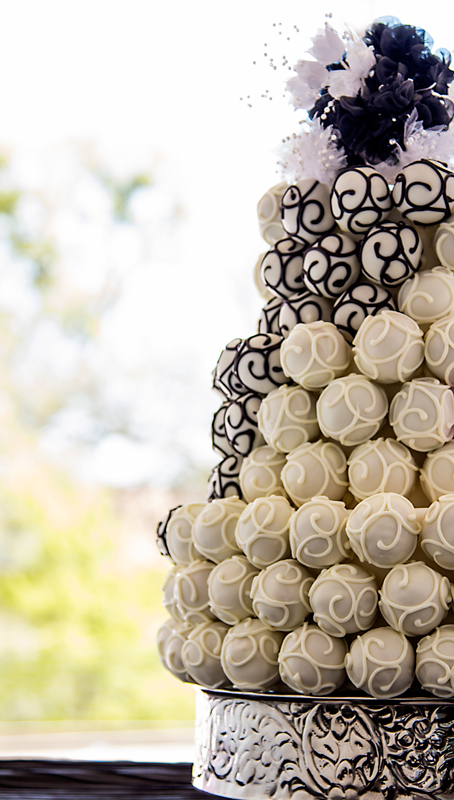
<box><xmin>220</xmin><ymin>617</ymin><xmax>285</xmax><ymax>690</ymax></box>
<box><xmin>346</xmin><ymin>627</ymin><xmax>414</xmax><ymax>699</ymax></box>
<box><xmin>346</xmin><ymin>493</ymin><xmax>420</xmax><ymax>569</ymax></box>
<box><xmin>235</xmin><ymin>495</ymin><xmax>293</xmax><ymax>569</ymax></box>
<box><xmin>260</xmin><ymin>238</ymin><xmax>307</xmax><ymax>298</ymax></box>
<box><xmin>331</xmin><ymin>166</ymin><xmax>392</xmax><ymax>236</ymax></box>
<box><xmin>398</xmin><ymin>267</ymin><xmax>454</xmax><ymax>331</ymax></box>
<box><xmin>156</xmin><ymin>503</ymin><xmax>206</xmax><ymax>566</ymax></box>
<box><xmin>389</xmin><ymin>377</ymin><xmax>454</xmax><ymax>451</ymax></box>
<box><xmin>174</xmin><ymin>560</ymin><xmax>217</xmax><ymax>625</ymax></box>
<box><xmin>239</xmin><ymin>445</ymin><xmax>287</xmax><ymax>503</ymax></box>
<box><xmin>257</xmin><ymin>182</ymin><xmax>287</xmax><ymax>245</ymax></box>
<box><xmin>348</xmin><ymin>438</ymin><xmax>418</xmax><ymax>501</ymax></box>
<box><xmin>163</xmin><ymin>621</ymin><xmax>195</xmax><ymax>683</ymax></box>
<box><xmin>280</xmin><ymin>321</ymin><xmax>351</xmax><ymax>391</ymax></box>
<box><xmin>359</xmin><ymin>220</ymin><xmax>422</xmax><ymax>287</ymax></box>
<box><xmin>353</xmin><ymin>310</ymin><xmax>424</xmax><ymax>384</ymax></box>
<box><xmin>250</xmin><ymin>559</ymin><xmax>313</xmax><ymax>631</ymax></box>
<box><xmin>416</xmin><ymin>624</ymin><xmax>454</xmax><ymax>698</ymax></box>
<box><xmin>425</xmin><ymin>315</ymin><xmax>454</xmax><ymax>386</ymax></box>
<box><xmin>192</xmin><ymin>497</ymin><xmax>246</xmax><ymax>564</ymax></box>
<box><xmin>421</xmin><ymin>442</ymin><xmax>454</xmax><ymax>501</ymax></box>
<box><xmin>207</xmin><ymin>555</ymin><xmax>259</xmax><ymax>625</ymax></box>
<box><xmin>302</xmin><ymin>232</ymin><xmax>360</xmax><ymax>298</ymax></box>
<box><xmin>420</xmin><ymin>495</ymin><xmax>454</xmax><ymax>570</ymax></box>
<box><xmin>289</xmin><ymin>496</ymin><xmax>350</xmax><ymax>569</ymax></box>
<box><xmin>379</xmin><ymin>562</ymin><xmax>451</xmax><ymax>637</ymax></box>
<box><xmin>181</xmin><ymin>620</ymin><xmax>231</xmax><ymax>689</ymax></box>
<box><xmin>434</xmin><ymin>216</ymin><xmax>454</xmax><ymax>268</ymax></box>
<box><xmin>257</xmin><ymin>384</ymin><xmax>319</xmax><ymax>453</ymax></box>
<box><xmin>316</xmin><ymin>374</ymin><xmax>388</xmax><ymax>447</ymax></box>
<box><xmin>279</xmin><ymin>622</ymin><xmax>347</xmax><ymax>695</ymax></box>
<box><xmin>308</xmin><ymin>562</ymin><xmax>378</xmax><ymax>637</ymax></box>
<box><xmin>392</xmin><ymin>159</ymin><xmax>454</xmax><ymax>226</ymax></box>
<box><xmin>156</xmin><ymin>618</ymin><xmax>178</xmax><ymax>670</ymax></box>
<box><xmin>282</xmin><ymin>440</ymin><xmax>348</xmax><ymax>507</ymax></box>
<box><xmin>280</xmin><ymin>179</ymin><xmax>335</xmax><ymax>243</ymax></box>
<box><xmin>161</xmin><ymin>566</ymin><xmax>184</xmax><ymax>622</ymax></box>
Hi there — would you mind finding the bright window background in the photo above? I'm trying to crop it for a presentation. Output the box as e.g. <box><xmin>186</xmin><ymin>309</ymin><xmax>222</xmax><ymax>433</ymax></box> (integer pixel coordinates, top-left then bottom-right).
<box><xmin>0</xmin><ymin>0</ymin><xmax>448</xmax><ymax>754</ymax></box>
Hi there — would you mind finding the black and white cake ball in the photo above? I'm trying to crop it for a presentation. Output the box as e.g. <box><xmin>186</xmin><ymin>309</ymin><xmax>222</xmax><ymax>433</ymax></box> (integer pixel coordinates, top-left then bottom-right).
<box><xmin>278</xmin><ymin>291</ymin><xmax>332</xmax><ymax>338</ymax></box>
<box><xmin>392</xmin><ymin>159</ymin><xmax>454</xmax><ymax>225</ymax></box>
<box><xmin>280</xmin><ymin>179</ymin><xmax>335</xmax><ymax>244</ymax></box>
<box><xmin>360</xmin><ymin>220</ymin><xmax>422</xmax><ymax>287</ymax></box>
<box><xmin>223</xmin><ymin>392</ymin><xmax>265</xmax><ymax>457</ymax></box>
<box><xmin>234</xmin><ymin>333</ymin><xmax>286</xmax><ymax>396</ymax></box>
<box><xmin>213</xmin><ymin>338</ymin><xmax>244</xmax><ymax>399</ymax></box>
<box><xmin>331</xmin><ymin>166</ymin><xmax>392</xmax><ymax>237</ymax></box>
<box><xmin>208</xmin><ymin>454</ymin><xmax>243</xmax><ymax>501</ymax></box>
<box><xmin>302</xmin><ymin>232</ymin><xmax>360</xmax><ymax>298</ymax></box>
<box><xmin>258</xmin><ymin>295</ymin><xmax>283</xmax><ymax>335</ymax></box>
<box><xmin>211</xmin><ymin>401</ymin><xmax>236</xmax><ymax>458</ymax></box>
<box><xmin>332</xmin><ymin>282</ymin><xmax>396</xmax><ymax>343</ymax></box>
<box><xmin>260</xmin><ymin>238</ymin><xmax>306</xmax><ymax>298</ymax></box>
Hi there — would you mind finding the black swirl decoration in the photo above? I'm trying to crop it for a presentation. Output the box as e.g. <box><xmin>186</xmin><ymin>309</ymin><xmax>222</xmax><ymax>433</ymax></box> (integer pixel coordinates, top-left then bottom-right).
<box><xmin>156</xmin><ymin>505</ymin><xmax>182</xmax><ymax>562</ymax></box>
<box><xmin>303</xmin><ymin>232</ymin><xmax>361</xmax><ymax>298</ymax></box>
<box><xmin>332</xmin><ymin>281</ymin><xmax>396</xmax><ymax>342</ymax></box>
<box><xmin>260</xmin><ymin>238</ymin><xmax>307</xmax><ymax>299</ymax></box>
<box><xmin>234</xmin><ymin>333</ymin><xmax>285</xmax><ymax>396</ymax></box>
<box><xmin>331</xmin><ymin>167</ymin><xmax>392</xmax><ymax>236</ymax></box>
<box><xmin>212</xmin><ymin>338</ymin><xmax>245</xmax><ymax>398</ymax></box>
<box><xmin>392</xmin><ymin>159</ymin><xmax>454</xmax><ymax>225</ymax></box>
<box><xmin>211</xmin><ymin>401</ymin><xmax>236</xmax><ymax>458</ymax></box>
<box><xmin>224</xmin><ymin>392</ymin><xmax>264</xmax><ymax>457</ymax></box>
<box><xmin>258</xmin><ymin>296</ymin><xmax>284</xmax><ymax>335</ymax></box>
<box><xmin>360</xmin><ymin>220</ymin><xmax>422</xmax><ymax>287</ymax></box>
<box><xmin>208</xmin><ymin>455</ymin><xmax>243</xmax><ymax>501</ymax></box>
<box><xmin>281</xmin><ymin>181</ymin><xmax>335</xmax><ymax>242</ymax></box>
<box><xmin>279</xmin><ymin>290</ymin><xmax>333</xmax><ymax>337</ymax></box>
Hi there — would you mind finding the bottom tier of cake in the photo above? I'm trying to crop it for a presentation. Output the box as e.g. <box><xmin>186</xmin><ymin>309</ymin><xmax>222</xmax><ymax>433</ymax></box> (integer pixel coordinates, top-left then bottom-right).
<box><xmin>193</xmin><ymin>688</ymin><xmax>454</xmax><ymax>799</ymax></box>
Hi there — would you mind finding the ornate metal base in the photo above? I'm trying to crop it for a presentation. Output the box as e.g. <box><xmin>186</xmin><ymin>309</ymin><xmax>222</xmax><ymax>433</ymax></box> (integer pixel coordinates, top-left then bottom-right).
<box><xmin>193</xmin><ymin>687</ymin><xmax>454</xmax><ymax>799</ymax></box>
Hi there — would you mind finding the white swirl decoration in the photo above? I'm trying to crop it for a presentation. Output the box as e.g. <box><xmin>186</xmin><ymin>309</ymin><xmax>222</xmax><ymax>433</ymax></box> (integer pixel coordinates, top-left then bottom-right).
<box><xmin>346</xmin><ymin>627</ymin><xmax>415</xmax><ymax>699</ymax></box>
<box><xmin>239</xmin><ymin>445</ymin><xmax>287</xmax><ymax>503</ymax></box>
<box><xmin>353</xmin><ymin>310</ymin><xmax>424</xmax><ymax>384</ymax></box>
<box><xmin>235</xmin><ymin>495</ymin><xmax>293</xmax><ymax>568</ymax></box>
<box><xmin>308</xmin><ymin>562</ymin><xmax>378</xmax><ymax>637</ymax></box>
<box><xmin>289</xmin><ymin>496</ymin><xmax>350</xmax><ymax>568</ymax></box>
<box><xmin>278</xmin><ymin>622</ymin><xmax>347</xmax><ymax>695</ymax></box>
<box><xmin>316</xmin><ymin>374</ymin><xmax>388</xmax><ymax>446</ymax></box>
<box><xmin>390</xmin><ymin>377</ymin><xmax>454</xmax><ymax>452</ymax></box>
<box><xmin>181</xmin><ymin>621</ymin><xmax>230</xmax><ymax>689</ymax></box>
<box><xmin>220</xmin><ymin>617</ymin><xmax>285</xmax><ymax>690</ymax></box>
<box><xmin>416</xmin><ymin>624</ymin><xmax>454</xmax><ymax>698</ymax></box>
<box><xmin>348</xmin><ymin>438</ymin><xmax>418</xmax><ymax>501</ymax></box>
<box><xmin>421</xmin><ymin>442</ymin><xmax>454</xmax><ymax>501</ymax></box>
<box><xmin>282</xmin><ymin>440</ymin><xmax>348</xmax><ymax>507</ymax></box>
<box><xmin>425</xmin><ymin>315</ymin><xmax>454</xmax><ymax>386</ymax></box>
<box><xmin>398</xmin><ymin>267</ymin><xmax>454</xmax><ymax>331</ymax></box>
<box><xmin>346</xmin><ymin>492</ymin><xmax>420</xmax><ymax>568</ymax></box>
<box><xmin>379</xmin><ymin>561</ymin><xmax>452</xmax><ymax>636</ymax></box>
<box><xmin>280</xmin><ymin>321</ymin><xmax>351</xmax><ymax>390</ymax></box>
<box><xmin>207</xmin><ymin>555</ymin><xmax>259</xmax><ymax>626</ymax></box>
<box><xmin>420</xmin><ymin>494</ymin><xmax>454</xmax><ymax>569</ymax></box>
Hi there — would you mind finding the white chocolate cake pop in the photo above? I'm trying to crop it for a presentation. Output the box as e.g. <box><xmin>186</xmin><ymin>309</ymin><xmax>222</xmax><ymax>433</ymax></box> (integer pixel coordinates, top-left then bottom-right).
<box><xmin>416</xmin><ymin>624</ymin><xmax>454</xmax><ymax>698</ymax></box>
<box><xmin>346</xmin><ymin>493</ymin><xmax>420</xmax><ymax>569</ymax></box>
<box><xmin>163</xmin><ymin>621</ymin><xmax>195</xmax><ymax>683</ymax></box>
<box><xmin>250</xmin><ymin>559</ymin><xmax>313</xmax><ymax>631</ymax></box>
<box><xmin>398</xmin><ymin>267</ymin><xmax>454</xmax><ymax>331</ymax></box>
<box><xmin>420</xmin><ymin>494</ymin><xmax>454</xmax><ymax>569</ymax></box>
<box><xmin>235</xmin><ymin>495</ymin><xmax>293</xmax><ymax>569</ymax></box>
<box><xmin>192</xmin><ymin>497</ymin><xmax>246</xmax><ymax>564</ymax></box>
<box><xmin>392</xmin><ymin>159</ymin><xmax>454</xmax><ymax>226</ymax></box>
<box><xmin>309</xmin><ymin>562</ymin><xmax>378</xmax><ymax>637</ymax></box>
<box><xmin>302</xmin><ymin>232</ymin><xmax>360</xmax><ymax>298</ymax></box>
<box><xmin>289</xmin><ymin>496</ymin><xmax>350</xmax><ymax>569</ymax></box>
<box><xmin>420</xmin><ymin>442</ymin><xmax>454</xmax><ymax>501</ymax></box>
<box><xmin>434</xmin><ymin>216</ymin><xmax>454</xmax><ymax>269</ymax></box>
<box><xmin>281</xmin><ymin>179</ymin><xmax>335</xmax><ymax>243</ymax></box>
<box><xmin>389</xmin><ymin>377</ymin><xmax>454</xmax><ymax>451</ymax></box>
<box><xmin>278</xmin><ymin>291</ymin><xmax>332</xmax><ymax>337</ymax></box>
<box><xmin>239</xmin><ymin>445</ymin><xmax>287</xmax><ymax>503</ymax></box>
<box><xmin>332</xmin><ymin>282</ymin><xmax>396</xmax><ymax>343</ymax></box>
<box><xmin>348</xmin><ymin>438</ymin><xmax>418</xmax><ymax>501</ymax></box>
<box><xmin>379</xmin><ymin>561</ymin><xmax>451</xmax><ymax>636</ymax></box>
<box><xmin>156</xmin><ymin>503</ymin><xmax>206</xmax><ymax>566</ymax></box>
<box><xmin>346</xmin><ymin>627</ymin><xmax>414</xmax><ymax>699</ymax></box>
<box><xmin>279</xmin><ymin>622</ymin><xmax>347</xmax><ymax>695</ymax></box>
<box><xmin>257</xmin><ymin>182</ymin><xmax>287</xmax><ymax>245</ymax></box>
<box><xmin>261</xmin><ymin>238</ymin><xmax>307</xmax><ymax>298</ymax></box>
<box><xmin>156</xmin><ymin>618</ymin><xmax>178</xmax><ymax>670</ymax></box>
<box><xmin>282</xmin><ymin>440</ymin><xmax>348</xmax><ymax>507</ymax></box>
<box><xmin>317</xmin><ymin>374</ymin><xmax>388</xmax><ymax>446</ymax></box>
<box><xmin>220</xmin><ymin>617</ymin><xmax>285</xmax><ymax>690</ymax></box>
<box><xmin>257</xmin><ymin>384</ymin><xmax>319</xmax><ymax>454</ymax></box>
<box><xmin>359</xmin><ymin>220</ymin><xmax>422</xmax><ymax>287</ymax></box>
<box><xmin>161</xmin><ymin>565</ymin><xmax>184</xmax><ymax>622</ymax></box>
<box><xmin>331</xmin><ymin>166</ymin><xmax>392</xmax><ymax>236</ymax></box>
<box><xmin>208</xmin><ymin>555</ymin><xmax>259</xmax><ymax>626</ymax></box>
<box><xmin>280</xmin><ymin>321</ymin><xmax>351</xmax><ymax>390</ymax></box>
<box><xmin>174</xmin><ymin>560</ymin><xmax>217</xmax><ymax>625</ymax></box>
<box><xmin>425</xmin><ymin>315</ymin><xmax>454</xmax><ymax>386</ymax></box>
<box><xmin>181</xmin><ymin>620</ymin><xmax>231</xmax><ymax>689</ymax></box>
<box><xmin>353</xmin><ymin>310</ymin><xmax>424</xmax><ymax>384</ymax></box>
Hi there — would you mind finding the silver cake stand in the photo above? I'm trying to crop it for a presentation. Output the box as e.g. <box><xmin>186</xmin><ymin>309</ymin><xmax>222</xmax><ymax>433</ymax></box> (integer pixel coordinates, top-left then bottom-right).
<box><xmin>192</xmin><ymin>686</ymin><xmax>454</xmax><ymax>799</ymax></box>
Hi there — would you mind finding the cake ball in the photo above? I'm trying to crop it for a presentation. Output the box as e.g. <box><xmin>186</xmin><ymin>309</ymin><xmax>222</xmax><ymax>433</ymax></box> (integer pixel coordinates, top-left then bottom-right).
<box><xmin>389</xmin><ymin>377</ymin><xmax>454</xmax><ymax>451</ymax></box>
<box><xmin>346</xmin><ymin>627</ymin><xmax>414</xmax><ymax>699</ymax></box>
<box><xmin>317</xmin><ymin>374</ymin><xmax>388</xmax><ymax>447</ymax></box>
<box><xmin>392</xmin><ymin>159</ymin><xmax>454</xmax><ymax>226</ymax></box>
<box><xmin>181</xmin><ymin>620</ymin><xmax>231</xmax><ymax>689</ymax></box>
<box><xmin>162</xmin><ymin>621</ymin><xmax>195</xmax><ymax>683</ymax></box>
<box><xmin>208</xmin><ymin>454</ymin><xmax>243</xmax><ymax>501</ymax></box>
<box><xmin>235</xmin><ymin>495</ymin><xmax>293</xmax><ymax>569</ymax></box>
<box><xmin>280</xmin><ymin>321</ymin><xmax>351</xmax><ymax>390</ymax></box>
<box><xmin>239</xmin><ymin>445</ymin><xmax>287</xmax><ymax>503</ymax></box>
<box><xmin>156</xmin><ymin>618</ymin><xmax>177</xmax><ymax>669</ymax></box>
<box><xmin>379</xmin><ymin>562</ymin><xmax>451</xmax><ymax>636</ymax></box>
<box><xmin>302</xmin><ymin>232</ymin><xmax>360</xmax><ymax>298</ymax></box>
<box><xmin>257</xmin><ymin>384</ymin><xmax>319</xmax><ymax>453</ymax></box>
<box><xmin>221</xmin><ymin>618</ymin><xmax>285</xmax><ymax>690</ymax></box>
<box><xmin>280</xmin><ymin>179</ymin><xmax>335</xmax><ymax>243</ymax></box>
<box><xmin>398</xmin><ymin>267</ymin><xmax>454</xmax><ymax>331</ymax></box>
<box><xmin>212</xmin><ymin>338</ymin><xmax>244</xmax><ymax>399</ymax></box>
<box><xmin>425</xmin><ymin>315</ymin><xmax>454</xmax><ymax>386</ymax></box>
<box><xmin>174</xmin><ymin>560</ymin><xmax>217</xmax><ymax>625</ymax></box>
<box><xmin>208</xmin><ymin>555</ymin><xmax>260</xmax><ymax>625</ymax></box>
<box><xmin>257</xmin><ymin>182</ymin><xmax>287</xmax><ymax>244</ymax></box>
<box><xmin>211</xmin><ymin>402</ymin><xmax>236</xmax><ymax>458</ymax></box>
<box><xmin>308</xmin><ymin>562</ymin><xmax>378</xmax><ymax>637</ymax></box>
<box><xmin>234</xmin><ymin>333</ymin><xmax>285</xmax><ymax>396</ymax></box>
<box><xmin>279</xmin><ymin>622</ymin><xmax>347</xmax><ymax>695</ymax></box>
<box><xmin>348</xmin><ymin>438</ymin><xmax>418</xmax><ymax>501</ymax></box>
<box><xmin>156</xmin><ymin>503</ymin><xmax>206</xmax><ymax>566</ymax></box>
<box><xmin>258</xmin><ymin>295</ymin><xmax>283</xmax><ymax>335</ymax></box>
<box><xmin>332</xmin><ymin>282</ymin><xmax>396</xmax><ymax>343</ymax></box>
<box><xmin>161</xmin><ymin>565</ymin><xmax>184</xmax><ymax>622</ymax></box>
<box><xmin>353</xmin><ymin>310</ymin><xmax>424</xmax><ymax>384</ymax></box>
<box><xmin>421</xmin><ymin>443</ymin><xmax>454</xmax><ymax>502</ymax></box>
<box><xmin>416</xmin><ymin>625</ymin><xmax>454</xmax><ymax>698</ymax></box>
<box><xmin>250</xmin><ymin>559</ymin><xmax>313</xmax><ymax>631</ymax></box>
<box><xmin>192</xmin><ymin>497</ymin><xmax>246</xmax><ymax>564</ymax></box>
<box><xmin>434</xmin><ymin>216</ymin><xmax>454</xmax><ymax>269</ymax></box>
<box><xmin>278</xmin><ymin>291</ymin><xmax>332</xmax><ymax>338</ymax></box>
<box><xmin>282</xmin><ymin>440</ymin><xmax>348</xmax><ymax>507</ymax></box>
<box><xmin>346</xmin><ymin>493</ymin><xmax>420</xmax><ymax>569</ymax></box>
<box><xmin>289</xmin><ymin>496</ymin><xmax>350</xmax><ymax>569</ymax></box>
<box><xmin>260</xmin><ymin>238</ymin><xmax>306</xmax><ymax>298</ymax></box>
<box><xmin>253</xmin><ymin>252</ymin><xmax>274</xmax><ymax>301</ymax></box>
<box><xmin>420</xmin><ymin>495</ymin><xmax>454</xmax><ymax>570</ymax></box>
<box><xmin>223</xmin><ymin>392</ymin><xmax>265</xmax><ymax>457</ymax></box>
<box><xmin>360</xmin><ymin>220</ymin><xmax>422</xmax><ymax>287</ymax></box>
<box><xmin>331</xmin><ymin>166</ymin><xmax>392</xmax><ymax>237</ymax></box>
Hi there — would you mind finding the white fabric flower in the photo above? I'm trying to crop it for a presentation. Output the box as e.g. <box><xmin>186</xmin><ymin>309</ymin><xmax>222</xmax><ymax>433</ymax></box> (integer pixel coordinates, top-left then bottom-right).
<box><xmin>286</xmin><ymin>60</ymin><xmax>329</xmax><ymax>110</ymax></box>
<box><xmin>307</xmin><ymin>22</ymin><xmax>345</xmax><ymax>66</ymax></box>
<box><xmin>278</xmin><ymin>120</ymin><xmax>347</xmax><ymax>185</ymax></box>
<box><xmin>328</xmin><ymin>39</ymin><xmax>376</xmax><ymax>99</ymax></box>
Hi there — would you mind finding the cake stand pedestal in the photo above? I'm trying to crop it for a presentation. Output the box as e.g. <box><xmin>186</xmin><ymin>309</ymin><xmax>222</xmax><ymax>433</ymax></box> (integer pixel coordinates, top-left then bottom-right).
<box><xmin>192</xmin><ymin>687</ymin><xmax>454</xmax><ymax>799</ymax></box>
